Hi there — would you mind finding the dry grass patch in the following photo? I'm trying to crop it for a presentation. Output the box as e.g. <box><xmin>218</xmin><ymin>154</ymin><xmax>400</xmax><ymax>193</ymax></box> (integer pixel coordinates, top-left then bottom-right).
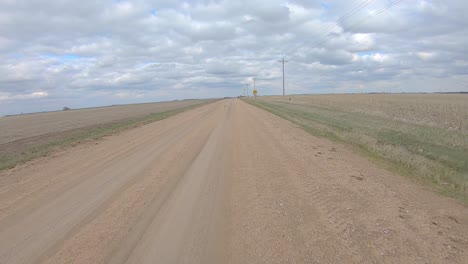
<box><xmin>245</xmin><ymin>94</ymin><xmax>468</xmax><ymax>202</ymax></box>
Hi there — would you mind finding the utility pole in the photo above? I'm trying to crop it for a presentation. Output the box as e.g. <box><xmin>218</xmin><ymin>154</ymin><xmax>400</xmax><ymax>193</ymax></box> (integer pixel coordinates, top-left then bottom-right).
<box><xmin>278</xmin><ymin>58</ymin><xmax>288</xmax><ymax>96</ymax></box>
<box><xmin>245</xmin><ymin>84</ymin><xmax>249</xmax><ymax>97</ymax></box>
<box><xmin>252</xmin><ymin>77</ymin><xmax>256</xmax><ymax>97</ymax></box>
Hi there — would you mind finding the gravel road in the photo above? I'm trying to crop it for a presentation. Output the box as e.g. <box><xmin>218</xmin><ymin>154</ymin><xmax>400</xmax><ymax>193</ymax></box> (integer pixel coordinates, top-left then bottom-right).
<box><xmin>0</xmin><ymin>99</ymin><xmax>466</xmax><ymax>263</ymax></box>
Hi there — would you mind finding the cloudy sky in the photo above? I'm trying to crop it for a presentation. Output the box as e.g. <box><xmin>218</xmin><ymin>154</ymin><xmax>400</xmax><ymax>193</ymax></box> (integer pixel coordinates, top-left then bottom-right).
<box><xmin>1</xmin><ymin>0</ymin><xmax>467</xmax><ymax>115</ymax></box>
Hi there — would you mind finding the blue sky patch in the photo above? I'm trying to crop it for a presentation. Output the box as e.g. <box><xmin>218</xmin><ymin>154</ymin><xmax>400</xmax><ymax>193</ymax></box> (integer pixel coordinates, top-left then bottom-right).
<box><xmin>357</xmin><ymin>51</ymin><xmax>380</xmax><ymax>57</ymax></box>
<box><xmin>320</xmin><ymin>2</ymin><xmax>330</xmax><ymax>9</ymax></box>
<box><xmin>62</xmin><ymin>54</ymin><xmax>81</xmax><ymax>60</ymax></box>
<box><xmin>44</xmin><ymin>54</ymin><xmax>81</xmax><ymax>61</ymax></box>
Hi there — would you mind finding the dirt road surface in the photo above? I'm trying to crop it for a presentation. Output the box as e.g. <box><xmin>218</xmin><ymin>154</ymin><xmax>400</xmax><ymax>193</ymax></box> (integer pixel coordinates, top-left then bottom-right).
<box><xmin>0</xmin><ymin>99</ymin><xmax>467</xmax><ymax>263</ymax></box>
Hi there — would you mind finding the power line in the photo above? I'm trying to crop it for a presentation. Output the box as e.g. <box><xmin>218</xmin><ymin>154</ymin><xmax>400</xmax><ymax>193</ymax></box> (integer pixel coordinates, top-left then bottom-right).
<box><xmin>284</xmin><ymin>0</ymin><xmax>377</xmax><ymax>57</ymax></box>
<box><xmin>347</xmin><ymin>0</ymin><xmax>403</xmax><ymax>32</ymax></box>
<box><xmin>274</xmin><ymin>1</ymin><xmax>403</xmax><ymax>95</ymax></box>
<box><xmin>289</xmin><ymin>0</ymin><xmax>403</xmax><ymax>59</ymax></box>
<box><xmin>306</xmin><ymin>0</ymin><xmax>376</xmax><ymax>46</ymax></box>
<box><xmin>316</xmin><ymin>0</ymin><xmax>403</xmax><ymax>47</ymax></box>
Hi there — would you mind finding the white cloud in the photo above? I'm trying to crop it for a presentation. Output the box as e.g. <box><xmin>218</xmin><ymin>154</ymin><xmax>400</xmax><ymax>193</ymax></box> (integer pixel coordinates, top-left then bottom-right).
<box><xmin>0</xmin><ymin>0</ymin><xmax>467</xmax><ymax>114</ymax></box>
<box><xmin>0</xmin><ymin>91</ymin><xmax>48</xmax><ymax>101</ymax></box>
<box><xmin>115</xmin><ymin>91</ymin><xmax>143</xmax><ymax>99</ymax></box>
<box><xmin>351</xmin><ymin>33</ymin><xmax>375</xmax><ymax>50</ymax></box>
<box><xmin>416</xmin><ymin>52</ymin><xmax>435</xmax><ymax>61</ymax></box>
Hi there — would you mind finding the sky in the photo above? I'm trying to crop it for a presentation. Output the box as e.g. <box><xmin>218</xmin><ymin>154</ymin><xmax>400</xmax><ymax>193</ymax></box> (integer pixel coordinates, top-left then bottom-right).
<box><xmin>1</xmin><ymin>0</ymin><xmax>468</xmax><ymax>115</ymax></box>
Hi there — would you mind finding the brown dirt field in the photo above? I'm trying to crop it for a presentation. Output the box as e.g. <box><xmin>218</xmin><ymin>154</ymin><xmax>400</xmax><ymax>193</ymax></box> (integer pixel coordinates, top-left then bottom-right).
<box><xmin>0</xmin><ymin>99</ymin><xmax>210</xmax><ymax>145</ymax></box>
<box><xmin>0</xmin><ymin>99</ymin><xmax>211</xmax><ymax>157</ymax></box>
<box><xmin>264</xmin><ymin>94</ymin><xmax>468</xmax><ymax>132</ymax></box>
<box><xmin>0</xmin><ymin>99</ymin><xmax>466</xmax><ymax>263</ymax></box>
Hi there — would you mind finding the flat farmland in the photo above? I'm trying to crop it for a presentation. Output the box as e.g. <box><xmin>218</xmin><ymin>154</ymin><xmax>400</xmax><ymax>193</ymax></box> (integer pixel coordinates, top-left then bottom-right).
<box><xmin>0</xmin><ymin>99</ymin><xmax>215</xmax><ymax>169</ymax></box>
<box><xmin>246</xmin><ymin>94</ymin><xmax>468</xmax><ymax>201</ymax></box>
<box><xmin>0</xmin><ymin>99</ymin><xmax>213</xmax><ymax>145</ymax></box>
<box><xmin>258</xmin><ymin>94</ymin><xmax>468</xmax><ymax>132</ymax></box>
